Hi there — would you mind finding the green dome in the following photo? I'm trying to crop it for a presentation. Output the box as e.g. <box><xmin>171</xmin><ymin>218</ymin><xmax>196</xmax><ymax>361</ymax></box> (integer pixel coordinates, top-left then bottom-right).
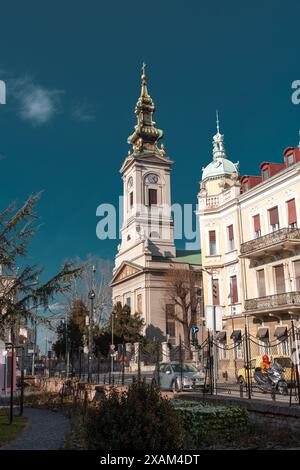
<box><xmin>202</xmin><ymin>157</ymin><xmax>238</xmax><ymax>180</ymax></box>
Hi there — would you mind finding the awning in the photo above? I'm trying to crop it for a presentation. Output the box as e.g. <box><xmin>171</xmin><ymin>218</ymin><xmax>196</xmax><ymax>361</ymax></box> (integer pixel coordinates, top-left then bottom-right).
<box><xmin>216</xmin><ymin>331</ymin><xmax>226</xmax><ymax>342</ymax></box>
<box><xmin>257</xmin><ymin>328</ymin><xmax>269</xmax><ymax>339</ymax></box>
<box><xmin>230</xmin><ymin>330</ymin><xmax>242</xmax><ymax>341</ymax></box>
<box><xmin>274</xmin><ymin>326</ymin><xmax>288</xmax><ymax>339</ymax></box>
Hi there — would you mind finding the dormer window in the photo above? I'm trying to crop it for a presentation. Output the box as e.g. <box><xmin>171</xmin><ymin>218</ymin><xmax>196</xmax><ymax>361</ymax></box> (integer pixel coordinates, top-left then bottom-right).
<box><xmin>287</xmin><ymin>153</ymin><xmax>295</xmax><ymax>167</ymax></box>
<box><xmin>262</xmin><ymin>167</ymin><xmax>269</xmax><ymax>181</ymax></box>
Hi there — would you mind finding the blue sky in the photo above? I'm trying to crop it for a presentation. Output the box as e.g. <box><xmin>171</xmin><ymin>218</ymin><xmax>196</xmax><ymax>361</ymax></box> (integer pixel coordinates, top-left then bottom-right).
<box><xmin>0</xmin><ymin>0</ymin><xmax>300</xmax><ymax>284</ymax></box>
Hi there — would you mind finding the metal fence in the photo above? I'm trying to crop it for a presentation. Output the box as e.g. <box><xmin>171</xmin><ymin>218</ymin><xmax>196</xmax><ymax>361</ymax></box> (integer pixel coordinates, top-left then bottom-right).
<box><xmin>201</xmin><ymin>325</ymin><xmax>300</xmax><ymax>405</ymax></box>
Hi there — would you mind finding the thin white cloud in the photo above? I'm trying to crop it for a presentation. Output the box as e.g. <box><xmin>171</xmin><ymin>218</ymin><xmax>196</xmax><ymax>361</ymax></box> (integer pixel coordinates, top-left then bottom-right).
<box><xmin>10</xmin><ymin>76</ymin><xmax>63</xmax><ymax>126</ymax></box>
<box><xmin>71</xmin><ymin>99</ymin><xmax>95</xmax><ymax>122</ymax></box>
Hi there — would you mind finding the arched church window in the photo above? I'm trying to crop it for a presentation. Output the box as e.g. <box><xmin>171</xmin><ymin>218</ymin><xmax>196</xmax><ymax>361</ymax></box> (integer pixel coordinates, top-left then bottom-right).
<box><xmin>145</xmin><ymin>173</ymin><xmax>159</xmax><ymax>184</ymax></box>
<box><xmin>128</xmin><ymin>176</ymin><xmax>134</xmax><ymax>188</ymax></box>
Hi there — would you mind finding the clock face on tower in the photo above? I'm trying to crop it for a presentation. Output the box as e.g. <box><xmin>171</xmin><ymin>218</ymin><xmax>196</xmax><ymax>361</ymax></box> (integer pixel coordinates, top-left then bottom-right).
<box><xmin>146</xmin><ymin>173</ymin><xmax>158</xmax><ymax>184</ymax></box>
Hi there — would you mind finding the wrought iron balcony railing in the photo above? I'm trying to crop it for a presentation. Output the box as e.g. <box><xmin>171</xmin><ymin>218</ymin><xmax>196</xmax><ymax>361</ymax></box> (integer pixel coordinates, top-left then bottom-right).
<box><xmin>240</xmin><ymin>227</ymin><xmax>300</xmax><ymax>257</ymax></box>
<box><xmin>245</xmin><ymin>291</ymin><xmax>300</xmax><ymax>312</ymax></box>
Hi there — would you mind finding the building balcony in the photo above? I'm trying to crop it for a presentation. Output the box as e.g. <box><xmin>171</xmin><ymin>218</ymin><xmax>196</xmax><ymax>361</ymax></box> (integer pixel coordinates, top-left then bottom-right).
<box><xmin>245</xmin><ymin>291</ymin><xmax>300</xmax><ymax>314</ymax></box>
<box><xmin>240</xmin><ymin>227</ymin><xmax>300</xmax><ymax>259</ymax></box>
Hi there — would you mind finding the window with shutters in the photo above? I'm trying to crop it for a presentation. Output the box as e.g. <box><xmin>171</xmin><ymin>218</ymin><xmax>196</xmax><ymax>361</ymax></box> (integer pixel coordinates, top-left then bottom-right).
<box><xmin>268</xmin><ymin>206</ymin><xmax>280</xmax><ymax>232</ymax></box>
<box><xmin>227</xmin><ymin>224</ymin><xmax>235</xmax><ymax>251</ymax></box>
<box><xmin>148</xmin><ymin>188</ymin><xmax>157</xmax><ymax>206</ymax></box>
<box><xmin>209</xmin><ymin>230</ymin><xmax>217</xmax><ymax>255</ymax></box>
<box><xmin>230</xmin><ymin>275</ymin><xmax>238</xmax><ymax>304</ymax></box>
<box><xmin>257</xmin><ymin>269</ymin><xmax>266</xmax><ymax>297</ymax></box>
<box><xmin>274</xmin><ymin>264</ymin><xmax>286</xmax><ymax>294</ymax></box>
<box><xmin>287</xmin><ymin>199</ymin><xmax>297</xmax><ymax>228</ymax></box>
<box><xmin>253</xmin><ymin>214</ymin><xmax>261</xmax><ymax>238</ymax></box>
<box><xmin>212</xmin><ymin>278</ymin><xmax>220</xmax><ymax>305</ymax></box>
<box><xmin>294</xmin><ymin>260</ymin><xmax>300</xmax><ymax>291</ymax></box>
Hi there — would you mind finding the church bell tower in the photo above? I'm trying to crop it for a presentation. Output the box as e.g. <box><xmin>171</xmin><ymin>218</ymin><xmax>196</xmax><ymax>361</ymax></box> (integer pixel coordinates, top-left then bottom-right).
<box><xmin>115</xmin><ymin>64</ymin><xmax>176</xmax><ymax>270</ymax></box>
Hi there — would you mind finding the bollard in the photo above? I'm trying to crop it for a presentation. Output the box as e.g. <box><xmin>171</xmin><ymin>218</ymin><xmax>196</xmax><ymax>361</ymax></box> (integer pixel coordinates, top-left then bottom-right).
<box><xmin>240</xmin><ymin>383</ymin><xmax>244</xmax><ymax>398</ymax></box>
<box><xmin>271</xmin><ymin>386</ymin><xmax>276</xmax><ymax>402</ymax></box>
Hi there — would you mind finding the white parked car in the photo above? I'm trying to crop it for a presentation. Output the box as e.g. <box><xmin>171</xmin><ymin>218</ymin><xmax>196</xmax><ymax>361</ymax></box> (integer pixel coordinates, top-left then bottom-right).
<box><xmin>152</xmin><ymin>362</ymin><xmax>205</xmax><ymax>392</ymax></box>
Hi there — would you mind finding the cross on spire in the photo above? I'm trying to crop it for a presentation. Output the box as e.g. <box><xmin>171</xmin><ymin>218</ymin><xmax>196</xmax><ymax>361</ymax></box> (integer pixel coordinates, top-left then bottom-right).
<box><xmin>216</xmin><ymin>110</ymin><xmax>220</xmax><ymax>134</ymax></box>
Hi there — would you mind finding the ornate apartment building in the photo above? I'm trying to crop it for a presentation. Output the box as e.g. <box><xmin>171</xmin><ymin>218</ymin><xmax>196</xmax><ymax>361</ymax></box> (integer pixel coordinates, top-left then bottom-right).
<box><xmin>111</xmin><ymin>66</ymin><xmax>202</xmax><ymax>344</ymax></box>
<box><xmin>198</xmin><ymin>117</ymin><xmax>300</xmax><ymax>374</ymax></box>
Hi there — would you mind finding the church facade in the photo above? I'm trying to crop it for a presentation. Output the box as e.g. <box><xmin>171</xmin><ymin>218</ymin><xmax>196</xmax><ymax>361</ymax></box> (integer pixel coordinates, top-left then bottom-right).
<box><xmin>111</xmin><ymin>65</ymin><xmax>202</xmax><ymax>345</ymax></box>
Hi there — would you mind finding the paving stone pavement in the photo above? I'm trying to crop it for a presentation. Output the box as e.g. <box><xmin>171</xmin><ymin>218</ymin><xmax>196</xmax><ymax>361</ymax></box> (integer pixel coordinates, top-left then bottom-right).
<box><xmin>0</xmin><ymin>407</ymin><xmax>70</xmax><ymax>450</ymax></box>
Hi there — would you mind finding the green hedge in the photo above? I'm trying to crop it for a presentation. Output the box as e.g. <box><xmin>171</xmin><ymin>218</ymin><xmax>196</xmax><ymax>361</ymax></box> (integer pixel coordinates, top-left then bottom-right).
<box><xmin>172</xmin><ymin>400</ymin><xmax>249</xmax><ymax>446</ymax></box>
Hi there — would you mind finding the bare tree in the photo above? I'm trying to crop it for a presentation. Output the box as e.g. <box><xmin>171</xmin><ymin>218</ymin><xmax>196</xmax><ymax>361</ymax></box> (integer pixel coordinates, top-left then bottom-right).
<box><xmin>165</xmin><ymin>268</ymin><xmax>202</xmax><ymax>355</ymax></box>
<box><xmin>51</xmin><ymin>255</ymin><xmax>112</xmax><ymax>329</ymax></box>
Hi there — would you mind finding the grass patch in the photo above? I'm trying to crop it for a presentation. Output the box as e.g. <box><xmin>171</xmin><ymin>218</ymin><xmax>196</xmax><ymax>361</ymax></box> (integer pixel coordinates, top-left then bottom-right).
<box><xmin>0</xmin><ymin>411</ymin><xmax>28</xmax><ymax>447</ymax></box>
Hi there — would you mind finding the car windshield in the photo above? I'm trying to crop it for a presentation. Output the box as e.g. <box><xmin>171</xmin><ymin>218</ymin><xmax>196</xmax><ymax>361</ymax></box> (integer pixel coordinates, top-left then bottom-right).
<box><xmin>274</xmin><ymin>357</ymin><xmax>292</xmax><ymax>368</ymax></box>
<box><xmin>172</xmin><ymin>363</ymin><xmax>199</xmax><ymax>373</ymax></box>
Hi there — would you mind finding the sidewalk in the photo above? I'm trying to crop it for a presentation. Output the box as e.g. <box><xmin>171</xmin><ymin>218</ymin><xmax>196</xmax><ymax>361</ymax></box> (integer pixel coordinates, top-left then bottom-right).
<box><xmin>0</xmin><ymin>407</ymin><xmax>70</xmax><ymax>450</ymax></box>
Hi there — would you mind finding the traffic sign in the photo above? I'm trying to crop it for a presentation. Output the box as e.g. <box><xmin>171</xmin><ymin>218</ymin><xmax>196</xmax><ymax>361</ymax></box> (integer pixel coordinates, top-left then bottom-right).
<box><xmin>191</xmin><ymin>326</ymin><xmax>199</xmax><ymax>334</ymax></box>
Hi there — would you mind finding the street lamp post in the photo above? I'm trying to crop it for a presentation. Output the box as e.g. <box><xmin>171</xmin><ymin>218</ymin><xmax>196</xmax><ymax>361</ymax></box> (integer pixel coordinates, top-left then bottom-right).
<box><xmin>88</xmin><ymin>288</ymin><xmax>95</xmax><ymax>383</ymax></box>
<box><xmin>111</xmin><ymin>311</ymin><xmax>115</xmax><ymax>376</ymax></box>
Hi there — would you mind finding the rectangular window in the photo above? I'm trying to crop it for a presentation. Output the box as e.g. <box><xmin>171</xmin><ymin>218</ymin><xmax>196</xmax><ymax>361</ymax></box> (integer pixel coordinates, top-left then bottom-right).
<box><xmin>235</xmin><ymin>340</ymin><xmax>243</xmax><ymax>360</ymax></box>
<box><xmin>257</xmin><ymin>269</ymin><xmax>266</xmax><ymax>297</ymax></box>
<box><xmin>269</xmin><ymin>206</ymin><xmax>280</xmax><ymax>231</ymax></box>
<box><xmin>126</xmin><ymin>297</ymin><xmax>131</xmax><ymax>309</ymax></box>
<box><xmin>212</xmin><ymin>278</ymin><xmax>220</xmax><ymax>305</ymax></box>
<box><xmin>259</xmin><ymin>339</ymin><xmax>270</xmax><ymax>355</ymax></box>
<box><xmin>166</xmin><ymin>304</ymin><xmax>176</xmax><ymax>338</ymax></box>
<box><xmin>263</xmin><ymin>168</ymin><xmax>269</xmax><ymax>181</ymax></box>
<box><xmin>294</xmin><ymin>260</ymin><xmax>300</xmax><ymax>291</ymax></box>
<box><xmin>230</xmin><ymin>275</ymin><xmax>238</xmax><ymax>304</ymax></box>
<box><xmin>136</xmin><ymin>294</ymin><xmax>142</xmax><ymax>315</ymax></box>
<box><xmin>148</xmin><ymin>188</ymin><xmax>157</xmax><ymax>206</ymax></box>
<box><xmin>274</xmin><ymin>264</ymin><xmax>286</xmax><ymax>294</ymax></box>
<box><xmin>287</xmin><ymin>199</ymin><xmax>297</xmax><ymax>228</ymax></box>
<box><xmin>253</xmin><ymin>214</ymin><xmax>261</xmax><ymax>238</ymax></box>
<box><xmin>227</xmin><ymin>224</ymin><xmax>235</xmax><ymax>251</ymax></box>
<box><xmin>287</xmin><ymin>153</ymin><xmax>295</xmax><ymax>166</ymax></box>
<box><xmin>209</xmin><ymin>230</ymin><xmax>217</xmax><ymax>255</ymax></box>
<box><xmin>129</xmin><ymin>192</ymin><xmax>133</xmax><ymax>208</ymax></box>
<box><xmin>219</xmin><ymin>344</ymin><xmax>228</xmax><ymax>360</ymax></box>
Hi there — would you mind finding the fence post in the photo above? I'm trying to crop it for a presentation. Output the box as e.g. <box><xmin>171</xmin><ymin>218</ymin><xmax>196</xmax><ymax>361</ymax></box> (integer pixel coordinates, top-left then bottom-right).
<box><xmin>207</xmin><ymin>331</ymin><xmax>213</xmax><ymax>395</ymax></box>
<box><xmin>179</xmin><ymin>335</ymin><xmax>183</xmax><ymax>391</ymax></box>
<box><xmin>9</xmin><ymin>344</ymin><xmax>14</xmax><ymax>425</ymax></box>
<box><xmin>122</xmin><ymin>342</ymin><xmax>125</xmax><ymax>386</ymax></box>
<box><xmin>156</xmin><ymin>341</ymin><xmax>160</xmax><ymax>389</ymax></box>
<box><xmin>291</xmin><ymin>319</ymin><xmax>300</xmax><ymax>404</ymax></box>
<box><xmin>244</xmin><ymin>316</ymin><xmax>252</xmax><ymax>400</ymax></box>
<box><xmin>138</xmin><ymin>342</ymin><xmax>141</xmax><ymax>383</ymax></box>
<box><xmin>19</xmin><ymin>347</ymin><xmax>25</xmax><ymax>417</ymax></box>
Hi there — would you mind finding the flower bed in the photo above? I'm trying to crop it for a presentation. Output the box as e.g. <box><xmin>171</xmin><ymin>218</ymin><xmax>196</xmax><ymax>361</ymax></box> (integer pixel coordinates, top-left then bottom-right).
<box><xmin>172</xmin><ymin>400</ymin><xmax>249</xmax><ymax>446</ymax></box>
